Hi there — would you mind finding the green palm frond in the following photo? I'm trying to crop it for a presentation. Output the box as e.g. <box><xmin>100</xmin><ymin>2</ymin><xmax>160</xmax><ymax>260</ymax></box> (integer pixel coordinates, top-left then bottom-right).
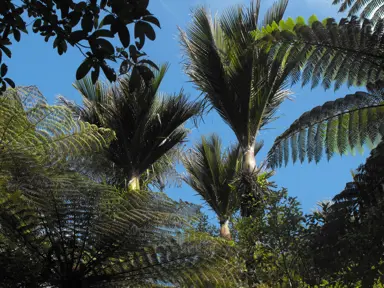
<box><xmin>61</xmin><ymin>64</ymin><xmax>201</xmax><ymax>188</ymax></box>
<box><xmin>255</xmin><ymin>16</ymin><xmax>384</xmax><ymax>90</ymax></box>
<box><xmin>180</xmin><ymin>1</ymin><xmax>291</xmax><ymax>151</ymax></box>
<box><xmin>0</xmin><ymin>87</ymin><xmax>114</xmax><ymax>172</ymax></box>
<box><xmin>182</xmin><ymin>134</ymin><xmax>242</xmax><ymax>222</ymax></box>
<box><xmin>268</xmin><ymin>91</ymin><xmax>384</xmax><ymax>168</ymax></box>
<box><xmin>333</xmin><ymin>0</ymin><xmax>384</xmax><ymax>21</ymax></box>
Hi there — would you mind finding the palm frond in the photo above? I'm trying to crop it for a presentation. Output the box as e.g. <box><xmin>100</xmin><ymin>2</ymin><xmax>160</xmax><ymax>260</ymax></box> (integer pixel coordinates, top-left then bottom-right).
<box><xmin>262</xmin><ymin>0</ymin><xmax>289</xmax><ymax>27</ymax></box>
<box><xmin>180</xmin><ymin>2</ymin><xmax>291</xmax><ymax>150</ymax></box>
<box><xmin>62</xmin><ymin>66</ymin><xmax>201</xmax><ymax>187</ymax></box>
<box><xmin>182</xmin><ymin>134</ymin><xmax>242</xmax><ymax>221</ymax></box>
<box><xmin>255</xmin><ymin>16</ymin><xmax>384</xmax><ymax>91</ymax></box>
<box><xmin>268</xmin><ymin>91</ymin><xmax>384</xmax><ymax>168</ymax></box>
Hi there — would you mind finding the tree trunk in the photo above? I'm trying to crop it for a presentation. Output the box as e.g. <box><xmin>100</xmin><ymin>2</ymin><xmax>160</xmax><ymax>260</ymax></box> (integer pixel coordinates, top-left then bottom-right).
<box><xmin>243</xmin><ymin>146</ymin><xmax>256</xmax><ymax>173</ymax></box>
<box><xmin>128</xmin><ymin>175</ymin><xmax>140</xmax><ymax>190</ymax></box>
<box><xmin>219</xmin><ymin>219</ymin><xmax>231</xmax><ymax>240</ymax></box>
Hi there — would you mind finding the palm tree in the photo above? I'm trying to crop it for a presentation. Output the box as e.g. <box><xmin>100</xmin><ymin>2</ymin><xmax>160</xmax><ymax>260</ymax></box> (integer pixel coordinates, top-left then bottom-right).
<box><xmin>180</xmin><ymin>0</ymin><xmax>291</xmax><ymax>176</ymax></box>
<box><xmin>61</xmin><ymin>64</ymin><xmax>201</xmax><ymax>191</ymax></box>
<box><xmin>0</xmin><ymin>86</ymin><xmax>237</xmax><ymax>287</ymax></box>
<box><xmin>182</xmin><ymin>134</ymin><xmax>243</xmax><ymax>239</ymax></box>
<box><xmin>253</xmin><ymin>15</ymin><xmax>384</xmax><ymax>168</ymax></box>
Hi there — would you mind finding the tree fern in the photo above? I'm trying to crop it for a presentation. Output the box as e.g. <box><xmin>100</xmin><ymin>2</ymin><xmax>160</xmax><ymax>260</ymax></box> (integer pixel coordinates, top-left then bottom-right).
<box><xmin>333</xmin><ymin>0</ymin><xmax>384</xmax><ymax>21</ymax></box>
<box><xmin>254</xmin><ymin>16</ymin><xmax>384</xmax><ymax>90</ymax></box>
<box><xmin>0</xmin><ymin>87</ymin><xmax>114</xmax><ymax>172</ymax></box>
<box><xmin>268</xmin><ymin>91</ymin><xmax>384</xmax><ymax>168</ymax></box>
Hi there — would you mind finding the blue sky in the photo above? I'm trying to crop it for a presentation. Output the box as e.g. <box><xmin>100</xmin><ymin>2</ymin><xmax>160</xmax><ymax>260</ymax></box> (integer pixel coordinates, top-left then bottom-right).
<box><xmin>7</xmin><ymin>0</ymin><xmax>370</xmax><ymax>221</ymax></box>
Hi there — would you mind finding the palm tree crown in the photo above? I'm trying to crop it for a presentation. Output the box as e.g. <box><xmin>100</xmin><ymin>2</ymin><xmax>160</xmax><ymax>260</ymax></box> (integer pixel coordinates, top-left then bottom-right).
<box><xmin>180</xmin><ymin>0</ymin><xmax>292</xmax><ymax>173</ymax></box>
<box><xmin>61</xmin><ymin>64</ymin><xmax>201</xmax><ymax>190</ymax></box>
<box><xmin>182</xmin><ymin>134</ymin><xmax>242</xmax><ymax>239</ymax></box>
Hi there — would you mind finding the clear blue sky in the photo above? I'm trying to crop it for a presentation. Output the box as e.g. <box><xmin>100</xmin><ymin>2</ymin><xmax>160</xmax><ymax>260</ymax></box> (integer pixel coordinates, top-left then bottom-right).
<box><xmin>7</xmin><ymin>0</ymin><xmax>370</xmax><ymax>221</ymax></box>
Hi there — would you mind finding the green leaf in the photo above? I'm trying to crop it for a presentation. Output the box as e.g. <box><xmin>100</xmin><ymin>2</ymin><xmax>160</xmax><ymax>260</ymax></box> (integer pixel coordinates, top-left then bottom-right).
<box><xmin>296</xmin><ymin>16</ymin><xmax>305</xmax><ymax>25</ymax></box>
<box><xmin>118</xmin><ymin>24</ymin><xmax>130</xmax><ymax>48</ymax></box>
<box><xmin>308</xmin><ymin>14</ymin><xmax>318</xmax><ymax>26</ymax></box>
<box><xmin>285</xmin><ymin>18</ymin><xmax>295</xmax><ymax>30</ymax></box>
<box><xmin>76</xmin><ymin>58</ymin><xmax>93</xmax><ymax>80</ymax></box>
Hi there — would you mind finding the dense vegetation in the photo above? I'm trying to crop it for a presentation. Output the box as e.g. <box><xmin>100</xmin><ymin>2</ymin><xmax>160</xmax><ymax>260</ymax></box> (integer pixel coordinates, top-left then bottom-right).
<box><xmin>1</xmin><ymin>0</ymin><xmax>384</xmax><ymax>287</ymax></box>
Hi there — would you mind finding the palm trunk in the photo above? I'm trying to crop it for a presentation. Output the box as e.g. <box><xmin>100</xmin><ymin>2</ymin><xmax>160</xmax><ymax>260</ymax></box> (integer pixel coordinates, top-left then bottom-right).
<box><xmin>243</xmin><ymin>146</ymin><xmax>256</xmax><ymax>173</ymax></box>
<box><xmin>219</xmin><ymin>219</ymin><xmax>231</xmax><ymax>240</ymax></box>
<box><xmin>128</xmin><ymin>175</ymin><xmax>140</xmax><ymax>190</ymax></box>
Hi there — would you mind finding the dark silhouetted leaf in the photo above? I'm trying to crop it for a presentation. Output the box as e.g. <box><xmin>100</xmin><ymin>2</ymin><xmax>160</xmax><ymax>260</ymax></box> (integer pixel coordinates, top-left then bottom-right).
<box><xmin>96</xmin><ymin>39</ymin><xmax>114</xmax><ymax>55</ymax></box>
<box><xmin>81</xmin><ymin>13</ymin><xmax>93</xmax><ymax>33</ymax></box>
<box><xmin>118</xmin><ymin>24</ymin><xmax>130</xmax><ymax>48</ymax></box>
<box><xmin>129</xmin><ymin>66</ymin><xmax>141</xmax><ymax>90</ymax></box>
<box><xmin>93</xmin><ymin>29</ymin><xmax>114</xmax><ymax>38</ymax></box>
<box><xmin>143</xmin><ymin>15</ymin><xmax>160</xmax><ymax>28</ymax></box>
<box><xmin>91</xmin><ymin>66</ymin><xmax>100</xmax><ymax>84</ymax></box>
<box><xmin>32</xmin><ymin>19</ymin><xmax>41</xmax><ymax>33</ymax></box>
<box><xmin>139</xmin><ymin>59</ymin><xmax>159</xmax><ymax>70</ymax></box>
<box><xmin>13</xmin><ymin>29</ymin><xmax>20</xmax><ymax>42</ymax></box>
<box><xmin>4</xmin><ymin>77</ymin><xmax>15</xmax><ymax>88</ymax></box>
<box><xmin>1</xmin><ymin>64</ymin><xmax>8</xmax><ymax>77</ymax></box>
<box><xmin>119</xmin><ymin>60</ymin><xmax>129</xmax><ymax>74</ymax></box>
<box><xmin>70</xmin><ymin>30</ymin><xmax>88</xmax><ymax>44</ymax></box>
<box><xmin>76</xmin><ymin>58</ymin><xmax>93</xmax><ymax>80</ymax></box>
<box><xmin>0</xmin><ymin>46</ymin><xmax>11</xmax><ymax>58</ymax></box>
<box><xmin>100</xmin><ymin>14</ymin><xmax>115</xmax><ymax>27</ymax></box>
<box><xmin>101</xmin><ymin>61</ymin><xmax>116</xmax><ymax>82</ymax></box>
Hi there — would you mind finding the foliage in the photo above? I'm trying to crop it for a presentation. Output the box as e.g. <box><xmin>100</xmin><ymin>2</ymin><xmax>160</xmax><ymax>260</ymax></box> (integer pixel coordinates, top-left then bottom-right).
<box><xmin>0</xmin><ymin>84</ymin><xmax>238</xmax><ymax>287</ymax></box>
<box><xmin>333</xmin><ymin>0</ymin><xmax>384</xmax><ymax>21</ymax></box>
<box><xmin>234</xmin><ymin>189</ymin><xmax>307</xmax><ymax>287</ymax></box>
<box><xmin>182</xmin><ymin>134</ymin><xmax>242</xmax><ymax>230</ymax></box>
<box><xmin>254</xmin><ymin>16</ymin><xmax>384</xmax><ymax>90</ymax></box>
<box><xmin>0</xmin><ymin>0</ymin><xmax>160</xmax><ymax>92</ymax></box>
<box><xmin>303</xmin><ymin>139</ymin><xmax>384</xmax><ymax>287</ymax></box>
<box><xmin>180</xmin><ymin>0</ymin><xmax>292</xmax><ymax>154</ymax></box>
<box><xmin>268</xmin><ymin>90</ymin><xmax>384</xmax><ymax>168</ymax></box>
<box><xmin>61</xmin><ymin>64</ymin><xmax>201</xmax><ymax>190</ymax></box>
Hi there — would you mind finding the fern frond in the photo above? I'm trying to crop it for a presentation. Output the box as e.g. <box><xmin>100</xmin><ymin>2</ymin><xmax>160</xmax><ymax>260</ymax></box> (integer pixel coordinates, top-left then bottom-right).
<box><xmin>0</xmin><ymin>87</ymin><xmax>114</xmax><ymax>171</ymax></box>
<box><xmin>268</xmin><ymin>91</ymin><xmax>384</xmax><ymax>168</ymax></box>
<box><xmin>333</xmin><ymin>0</ymin><xmax>384</xmax><ymax>20</ymax></box>
<box><xmin>255</xmin><ymin>16</ymin><xmax>384</xmax><ymax>90</ymax></box>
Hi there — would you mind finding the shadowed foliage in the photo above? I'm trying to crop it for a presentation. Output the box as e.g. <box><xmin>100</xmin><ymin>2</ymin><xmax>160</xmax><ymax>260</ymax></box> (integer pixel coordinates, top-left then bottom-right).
<box><xmin>0</xmin><ymin>85</ymin><xmax>238</xmax><ymax>288</ymax></box>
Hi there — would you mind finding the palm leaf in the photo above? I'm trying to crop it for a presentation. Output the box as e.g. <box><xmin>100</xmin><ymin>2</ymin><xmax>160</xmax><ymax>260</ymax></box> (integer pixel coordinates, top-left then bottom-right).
<box><xmin>61</xmin><ymin>65</ymin><xmax>201</xmax><ymax>188</ymax></box>
<box><xmin>180</xmin><ymin>1</ymin><xmax>291</xmax><ymax>152</ymax></box>
<box><xmin>182</xmin><ymin>134</ymin><xmax>242</xmax><ymax>222</ymax></box>
<box><xmin>268</xmin><ymin>91</ymin><xmax>384</xmax><ymax>168</ymax></box>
